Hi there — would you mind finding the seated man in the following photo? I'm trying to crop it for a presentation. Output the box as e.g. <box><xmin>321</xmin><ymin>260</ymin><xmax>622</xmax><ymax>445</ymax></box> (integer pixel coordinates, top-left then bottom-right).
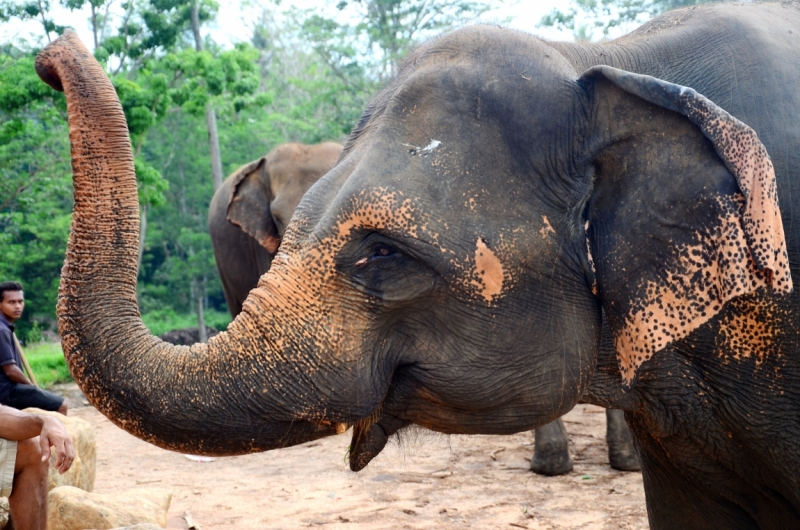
<box><xmin>0</xmin><ymin>404</ymin><xmax>74</xmax><ymax>530</ymax></box>
<box><xmin>0</xmin><ymin>282</ymin><xmax>66</xmax><ymax>415</ymax></box>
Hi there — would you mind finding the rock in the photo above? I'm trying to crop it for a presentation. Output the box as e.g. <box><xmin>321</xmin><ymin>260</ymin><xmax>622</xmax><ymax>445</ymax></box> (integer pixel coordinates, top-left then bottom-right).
<box><xmin>158</xmin><ymin>327</ymin><xmax>219</xmax><ymax>345</ymax></box>
<box><xmin>47</xmin><ymin>486</ymin><xmax>172</xmax><ymax>530</ymax></box>
<box><xmin>24</xmin><ymin>408</ymin><xmax>96</xmax><ymax>492</ymax></box>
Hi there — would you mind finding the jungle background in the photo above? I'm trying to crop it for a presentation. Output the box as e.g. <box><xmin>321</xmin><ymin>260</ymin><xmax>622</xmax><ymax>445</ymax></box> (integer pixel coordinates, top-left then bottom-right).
<box><xmin>0</xmin><ymin>0</ymin><xmax>727</xmax><ymax>382</ymax></box>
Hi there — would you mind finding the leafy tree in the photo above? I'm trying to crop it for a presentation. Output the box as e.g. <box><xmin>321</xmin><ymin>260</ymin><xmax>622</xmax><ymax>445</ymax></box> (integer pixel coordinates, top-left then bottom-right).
<box><xmin>247</xmin><ymin>5</ymin><xmax>371</xmax><ymax>144</ymax></box>
<box><xmin>0</xmin><ymin>46</ymin><xmax>72</xmax><ymax>339</ymax></box>
<box><xmin>539</xmin><ymin>0</ymin><xmax>730</xmax><ymax>41</ymax></box>
<box><xmin>0</xmin><ymin>0</ymin><xmax>68</xmax><ymax>42</ymax></box>
<box><xmin>299</xmin><ymin>0</ymin><xmax>493</xmax><ymax>82</ymax></box>
<box><xmin>95</xmin><ymin>0</ymin><xmax>217</xmax><ymax>76</ymax></box>
<box><xmin>136</xmin><ymin>110</ymin><xmax>224</xmax><ymax>327</ymax></box>
<box><xmin>61</xmin><ymin>0</ymin><xmax>115</xmax><ymax>49</ymax></box>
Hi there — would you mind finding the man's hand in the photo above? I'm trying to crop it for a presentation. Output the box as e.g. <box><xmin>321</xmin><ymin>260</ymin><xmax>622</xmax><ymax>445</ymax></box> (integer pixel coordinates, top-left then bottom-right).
<box><xmin>38</xmin><ymin>416</ymin><xmax>75</xmax><ymax>474</ymax></box>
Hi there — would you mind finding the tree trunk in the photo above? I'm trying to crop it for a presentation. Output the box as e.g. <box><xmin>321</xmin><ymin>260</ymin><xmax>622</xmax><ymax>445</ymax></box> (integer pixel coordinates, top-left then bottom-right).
<box><xmin>190</xmin><ymin>0</ymin><xmax>203</xmax><ymax>52</ymax></box>
<box><xmin>205</xmin><ymin>106</ymin><xmax>224</xmax><ymax>191</ymax></box>
<box><xmin>191</xmin><ymin>0</ymin><xmax>224</xmax><ymax>191</ymax></box>
<box><xmin>91</xmin><ymin>4</ymin><xmax>98</xmax><ymax>50</ymax></box>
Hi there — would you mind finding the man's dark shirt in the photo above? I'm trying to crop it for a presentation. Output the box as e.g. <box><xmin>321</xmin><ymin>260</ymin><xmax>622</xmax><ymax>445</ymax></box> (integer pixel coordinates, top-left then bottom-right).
<box><xmin>0</xmin><ymin>314</ymin><xmax>22</xmax><ymax>403</ymax></box>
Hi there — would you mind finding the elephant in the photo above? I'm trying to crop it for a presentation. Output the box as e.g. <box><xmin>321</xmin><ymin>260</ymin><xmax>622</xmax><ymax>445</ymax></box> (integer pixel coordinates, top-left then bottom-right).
<box><xmin>208</xmin><ymin>142</ymin><xmax>343</xmax><ymax>317</ymax></box>
<box><xmin>35</xmin><ymin>3</ymin><xmax>800</xmax><ymax>528</ymax></box>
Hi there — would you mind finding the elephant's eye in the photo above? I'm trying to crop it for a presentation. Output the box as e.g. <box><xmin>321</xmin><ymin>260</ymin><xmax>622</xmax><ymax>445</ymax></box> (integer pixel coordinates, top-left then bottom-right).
<box><xmin>373</xmin><ymin>244</ymin><xmax>396</xmax><ymax>258</ymax></box>
<box><xmin>354</xmin><ymin>244</ymin><xmax>398</xmax><ymax>266</ymax></box>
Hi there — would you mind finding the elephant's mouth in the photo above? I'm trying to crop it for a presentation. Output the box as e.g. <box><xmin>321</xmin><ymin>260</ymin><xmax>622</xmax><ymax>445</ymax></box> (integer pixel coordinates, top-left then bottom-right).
<box><xmin>346</xmin><ymin>364</ymin><xmax>411</xmax><ymax>471</ymax></box>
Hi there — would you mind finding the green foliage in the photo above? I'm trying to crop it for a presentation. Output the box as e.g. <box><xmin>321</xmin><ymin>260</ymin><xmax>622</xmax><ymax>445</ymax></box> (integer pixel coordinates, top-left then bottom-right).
<box><xmin>300</xmin><ymin>0</ymin><xmax>493</xmax><ymax>81</ymax></box>
<box><xmin>26</xmin><ymin>320</ymin><xmax>42</xmax><ymax>342</ymax></box>
<box><xmin>539</xmin><ymin>0</ymin><xmax>729</xmax><ymax>40</ymax></box>
<box><xmin>0</xmin><ymin>0</ymin><xmax>69</xmax><ymax>41</ymax></box>
<box><xmin>25</xmin><ymin>342</ymin><xmax>73</xmax><ymax>387</ymax></box>
<box><xmin>95</xmin><ymin>0</ymin><xmax>219</xmax><ymax>74</ymax></box>
<box><xmin>0</xmin><ymin>46</ymin><xmax>73</xmax><ymax>339</ymax></box>
<box><xmin>164</xmin><ymin>43</ymin><xmax>264</xmax><ymax>115</ymax></box>
<box><xmin>0</xmin><ymin>210</ymin><xmax>73</xmax><ymax>338</ymax></box>
<box><xmin>135</xmin><ymin>158</ymin><xmax>169</xmax><ymax>206</ymax></box>
<box><xmin>113</xmin><ymin>73</ymin><xmax>171</xmax><ymax>139</ymax></box>
<box><xmin>141</xmin><ymin>307</ymin><xmax>229</xmax><ymax>335</ymax></box>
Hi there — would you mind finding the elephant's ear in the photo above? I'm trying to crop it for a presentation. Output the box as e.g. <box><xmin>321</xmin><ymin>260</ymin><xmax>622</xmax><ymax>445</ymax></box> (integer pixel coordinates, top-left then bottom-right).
<box><xmin>226</xmin><ymin>157</ymin><xmax>281</xmax><ymax>254</ymax></box>
<box><xmin>580</xmin><ymin>66</ymin><xmax>792</xmax><ymax>387</ymax></box>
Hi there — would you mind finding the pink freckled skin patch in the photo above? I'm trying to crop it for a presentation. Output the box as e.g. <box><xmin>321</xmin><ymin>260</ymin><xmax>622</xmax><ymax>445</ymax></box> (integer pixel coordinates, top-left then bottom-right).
<box><xmin>614</xmin><ymin>194</ymin><xmax>783</xmax><ymax>385</ymax></box>
<box><xmin>472</xmin><ymin>238</ymin><xmax>504</xmax><ymax>302</ymax></box>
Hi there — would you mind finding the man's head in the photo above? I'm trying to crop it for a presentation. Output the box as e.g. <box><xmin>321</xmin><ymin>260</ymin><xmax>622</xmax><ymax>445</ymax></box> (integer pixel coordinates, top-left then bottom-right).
<box><xmin>0</xmin><ymin>282</ymin><xmax>24</xmax><ymax>323</ymax></box>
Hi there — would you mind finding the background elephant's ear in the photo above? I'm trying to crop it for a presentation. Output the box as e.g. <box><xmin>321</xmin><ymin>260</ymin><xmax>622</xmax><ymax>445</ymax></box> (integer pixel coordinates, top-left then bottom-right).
<box><xmin>226</xmin><ymin>157</ymin><xmax>281</xmax><ymax>254</ymax></box>
<box><xmin>580</xmin><ymin>66</ymin><xmax>792</xmax><ymax>387</ymax></box>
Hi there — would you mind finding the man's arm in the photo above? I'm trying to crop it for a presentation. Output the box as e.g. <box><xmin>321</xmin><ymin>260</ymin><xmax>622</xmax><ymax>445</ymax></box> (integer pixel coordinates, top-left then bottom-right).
<box><xmin>2</xmin><ymin>363</ymin><xmax>32</xmax><ymax>386</ymax></box>
<box><xmin>0</xmin><ymin>405</ymin><xmax>74</xmax><ymax>473</ymax></box>
<box><xmin>0</xmin><ymin>404</ymin><xmax>43</xmax><ymax>440</ymax></box>
<box><xmin>0</xmin><ymin>329</ymin><xmax>31</xmax><ymax>385</ymax></box>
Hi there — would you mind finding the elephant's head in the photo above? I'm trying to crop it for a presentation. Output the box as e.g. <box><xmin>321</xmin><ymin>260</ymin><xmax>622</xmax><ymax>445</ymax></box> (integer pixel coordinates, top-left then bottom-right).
<box><xmin>38</xmin><ymin>27</ymin><xmax>790</xmax><ymax>471</ymax></box>
<box><xmin>222</xmin><ymin>142</ymin><xmax>343</xmax><ymax>254</ymax></box>
<box><xmin>208</xmin><ymin>143</ymin><xmax>342</xmax><ymax>316</ymax></box>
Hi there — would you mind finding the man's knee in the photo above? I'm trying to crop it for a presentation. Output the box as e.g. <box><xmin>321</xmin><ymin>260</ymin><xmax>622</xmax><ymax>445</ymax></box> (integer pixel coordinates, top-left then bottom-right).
<box><xmin>57</xmin><ymin>401</ymin><xmax>67</xmax><ymax>416</ymax></box>
<box><xmin>14</xmin><ymin>437</ymin><xmax>47</xmax><ymax>475</ymax></box>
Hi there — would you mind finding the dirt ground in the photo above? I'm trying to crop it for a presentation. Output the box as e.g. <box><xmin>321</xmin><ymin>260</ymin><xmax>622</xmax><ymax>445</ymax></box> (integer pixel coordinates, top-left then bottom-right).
<box><xmin>55</xmin><ymin>384</ymin><xmax>648</xmax><ymax>529</ymax></box>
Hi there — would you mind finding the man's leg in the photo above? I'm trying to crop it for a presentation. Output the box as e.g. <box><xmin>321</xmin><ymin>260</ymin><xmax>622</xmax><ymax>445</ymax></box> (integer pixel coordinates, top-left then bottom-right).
<box><xmin>10</xmin><ymin>437</ymin><xmax>48</xmax><ymax>530</ymax></box>
<box><xmin>7</xmin><ymin>385</ymin><xmax>66</xmax><ymax>415</ymax></box>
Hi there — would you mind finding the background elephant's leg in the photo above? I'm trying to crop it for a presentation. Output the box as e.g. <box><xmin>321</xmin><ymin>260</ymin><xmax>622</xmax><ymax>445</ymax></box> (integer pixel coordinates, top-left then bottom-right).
<box><xmin>605</xmin><ymin>409</ymin><xmax>640</xmax><ymax>471</ymax></box>
<box><xmin>530</xmin><ymin>418</ymin><xmax>573</xmax><ymax>476</ymax></box>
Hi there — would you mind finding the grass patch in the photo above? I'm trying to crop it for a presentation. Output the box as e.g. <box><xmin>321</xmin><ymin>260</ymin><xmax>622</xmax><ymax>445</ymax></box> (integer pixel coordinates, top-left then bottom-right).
<box><xmin>141</xmin><ymin>308</ymin><xmax>231</xmax><ymax>337</ymax></box>
<box><xmin>23</xmin><ymin>342</ymin><xmax>72</xmax><ymax>388</ymax></box>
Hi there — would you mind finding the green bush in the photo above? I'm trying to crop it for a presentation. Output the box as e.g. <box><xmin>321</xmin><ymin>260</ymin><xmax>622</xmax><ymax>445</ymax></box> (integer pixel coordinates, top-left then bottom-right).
<box><xmin>23</xmin><ymin>342</ymin><xmax>72</xmax><ymax>388</ymax></box>
<box><xmin>142</xmin><ymin>308</ymin><xmax>230</xmax><ymax>337</ymax></box>
<box><xmin>26</xmin><ymin>321</ymin><xmax>42</xmax><ymax>343</ymax></box>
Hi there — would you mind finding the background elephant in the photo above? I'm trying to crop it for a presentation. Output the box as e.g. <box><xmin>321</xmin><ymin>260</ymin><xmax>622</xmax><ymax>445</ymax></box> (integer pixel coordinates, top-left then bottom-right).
<box><xmin>207</xmin><ymin>142</ymin><xmax>342</xmax><ymax>317</ymax></box>
<box><xmin>533</xmin><ymin>409</ymin><xmax>638</xmax><ymax>476</ymax></box>
<box><xmin>37</xmin><ymin>3</ymin><xmax>800</xmax><ymax>528</ymax></box>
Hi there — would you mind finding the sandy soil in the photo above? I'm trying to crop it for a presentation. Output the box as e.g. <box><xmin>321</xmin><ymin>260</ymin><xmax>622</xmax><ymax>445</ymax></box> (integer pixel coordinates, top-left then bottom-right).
<box><xmin>55</xmin><ymin>385</ymin><xmax>648</xmax><ymax>529</ymax></box>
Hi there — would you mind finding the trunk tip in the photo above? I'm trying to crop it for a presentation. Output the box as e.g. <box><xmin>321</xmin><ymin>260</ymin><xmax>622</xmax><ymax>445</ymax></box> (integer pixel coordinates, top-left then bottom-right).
<box><xmin>35</xmin><ymin>29</ymin><xmax>82</xmax><ymax>93</ymax></box>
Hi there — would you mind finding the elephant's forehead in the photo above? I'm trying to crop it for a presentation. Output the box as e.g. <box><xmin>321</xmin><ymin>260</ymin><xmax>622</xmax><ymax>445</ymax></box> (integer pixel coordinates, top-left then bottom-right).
<box><xmin>333</xmin><ymin>189</ymin><xmax>426</xmax><ymax>239</ymax></box>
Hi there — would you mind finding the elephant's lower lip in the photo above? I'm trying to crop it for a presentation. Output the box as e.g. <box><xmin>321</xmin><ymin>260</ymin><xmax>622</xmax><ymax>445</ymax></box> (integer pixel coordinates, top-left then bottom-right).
<box><xmin>336</xmin><ymin>423</ymin><xmax>349</xmax><ymax>434</ymax></box>
<box><xmin>349</xmin><ymin>422</ymin><xmax>388</xmax><ymax>472</ymax></box>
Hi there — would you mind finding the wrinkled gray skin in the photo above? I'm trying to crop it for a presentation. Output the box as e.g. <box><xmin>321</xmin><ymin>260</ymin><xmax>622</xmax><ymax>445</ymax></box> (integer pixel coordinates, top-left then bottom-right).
<box><xmin>36</xmin><ymin>4</ymin><xmax>800</xmax><ymax>529</ymax></box>
<box><xmin>208</xmin><ymin>142</ymin><xmax>343</xmax><ymax>317</ymax></box>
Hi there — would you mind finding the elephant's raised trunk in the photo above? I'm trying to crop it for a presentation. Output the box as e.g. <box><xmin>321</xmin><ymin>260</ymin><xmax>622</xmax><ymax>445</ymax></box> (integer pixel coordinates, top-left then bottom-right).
<box><xmin>37</xmin><ymin>31</ymin><xmax>340</xmax><ymax>455</ymax></box>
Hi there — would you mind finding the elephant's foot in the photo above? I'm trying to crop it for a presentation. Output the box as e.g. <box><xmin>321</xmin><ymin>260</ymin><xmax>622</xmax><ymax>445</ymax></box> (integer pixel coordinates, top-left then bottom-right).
<box><xmin>606</xmin><ymin>409</ymin><xmax>640</xmax><ymax>472</ymax></box>
<box><xmin>530</xmin><ymin>418</ymin><xmax>573</xmax><ymax>476</ymax></box>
